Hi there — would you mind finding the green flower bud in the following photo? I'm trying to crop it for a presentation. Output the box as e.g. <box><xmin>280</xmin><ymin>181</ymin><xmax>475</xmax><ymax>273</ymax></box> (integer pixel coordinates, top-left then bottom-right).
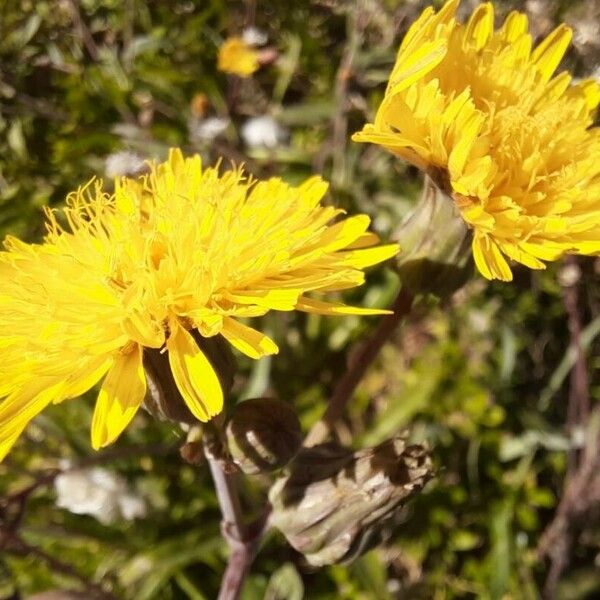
<box><xmin>268</xmin><ymin>437</ymin><xmax>432</xmax><ymax>566</ymax></box>
<box><xmin>226</xmin><ymin>398</ymin><xmax>302</xmax><ymax>474</ymax></box>
<box><xmin>394</xmin><ymin>175</ymin><xmax>472</xmax><ymax>297</ymax></box>
<box><xmin>143</xmin><ymin>332</ymin><xmax>235</xmax><ymax>424</ymax></box>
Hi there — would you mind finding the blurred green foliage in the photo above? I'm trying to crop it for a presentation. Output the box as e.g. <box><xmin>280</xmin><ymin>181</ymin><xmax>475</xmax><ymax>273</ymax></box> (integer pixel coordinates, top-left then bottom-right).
<box><xmin>1</xmin><ymin>0</ymin><xmax>599</xmax><ymax>598</ymax></box>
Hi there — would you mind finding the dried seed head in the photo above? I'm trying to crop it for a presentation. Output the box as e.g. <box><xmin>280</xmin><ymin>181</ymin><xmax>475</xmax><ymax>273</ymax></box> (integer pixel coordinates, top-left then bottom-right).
<box><xmin>268</xmin><ymin>436</ymin><xmax>433</xmax><ymax>566</ymax></box>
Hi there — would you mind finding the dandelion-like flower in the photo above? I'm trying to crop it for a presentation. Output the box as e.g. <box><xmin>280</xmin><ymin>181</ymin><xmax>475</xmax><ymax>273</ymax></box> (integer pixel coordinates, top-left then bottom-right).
<box><xmin>353</xmin><ymin>0</ymin><xmax>600</xmax><ymax>280</ymax></box>
<box><xmin>0</xmin><ymin>150</ymin><xmax>397</xmax><ymax>459</ymax></box>
<box><xmin>217</xmin><ymin>36</ymin><xmax>259</xmax><ymax>78</ymax></box>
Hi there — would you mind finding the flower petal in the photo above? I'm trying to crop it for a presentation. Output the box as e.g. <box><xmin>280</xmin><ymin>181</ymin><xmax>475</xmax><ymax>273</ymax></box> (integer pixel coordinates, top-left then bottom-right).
<box><xmin>346</xmin><ymin>232</ymin><xmax>381</xmax><ymax>250</ymax></box>
<box><xmin>296</xmin><ymin>296</ymin><xmax>392</xmax><ymax>316</ymax></box>
<box><xmin>91</xmin><ymin>344</ymin><xmax>146</xmax><ymax>449</ymax></box>
<box><xmin>0</xmin><ymin>380</ymin><xmax>62</xmax><ymax>461</ymax></box>
<box><xmin>224</xmin><ymin>289</ymin><xmax>302</xmax><ymax>311</ymax></box>
<box><xmin>296</xmin><ymin>176</ymin><xmax>329</xmax><ymax>208</ymax></box>
<box><xmin>499</xmin><ymin>11</ymin><xmax>529</xmax><ymax>43</ymax></box>
<box><xmin>464</xmin><ymin>2</ymin><xmax>494</xmax><ymax>51</ymax></box>
<box><xmin>341</xmin><ymin>243</ymin><xmax>400</xmax><ymax>268</ymax></box>
<box><xmin>221</xmin><ymin>317</ymin><xmax>279</xmax><ymax>359</ymax></box>
<box><xmin>472</xmin><ymin>235</ymin><xmax>513</xmax><ymax>281</ymax></box>
<box><xmin>532</xmin><ymin>24</ymin><xmax>572</xmax><ymax>82</ymax></box>
<box><xmin>60</xmin><ymin>356</ymin><xmax>113</xmax><ymax>402</ymax></box>
<box><xmin>388</xmin><ymin>38</ymin><xmax>448</xmax><ymax>93</ymax></box>
<box><xmin>167</xmin><ymin>322</ymin><xmax>223</xmax><ymax>422</ymax></box>
<box><xmin>122</xmin><ymin>311</ymin><xmax>165</xmax><ymax>348</ymax></box>
<box><xmin>318</xmin><ymin>215</ymin><xmax>372</xmax><ymax>252</ymax></box>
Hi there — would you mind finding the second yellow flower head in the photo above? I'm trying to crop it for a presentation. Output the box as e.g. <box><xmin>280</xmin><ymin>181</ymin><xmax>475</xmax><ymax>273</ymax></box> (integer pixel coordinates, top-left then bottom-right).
<box><xmin>354</xmin><ymin>0</ymin><xmax>600</xmax><ymax>280</ymax></box>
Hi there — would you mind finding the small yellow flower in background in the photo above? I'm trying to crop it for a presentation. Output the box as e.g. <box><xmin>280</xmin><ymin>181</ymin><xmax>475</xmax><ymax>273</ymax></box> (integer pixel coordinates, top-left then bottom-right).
<box><xmin>217</xmin><ymin>36</ymin><xmax>259</xmax><ymax>77</ymax></box>
<box><xmin>190</xmin><ymin>92</ymin><xmax>210</xmax><ymax>119</ymax></box>
<box><xmin>0</xmin><ymin>149</ymin><xmax>397</xmax><ymax>460</ymax></box>
<box><xmin>353</xmin><ymin>0</ymin><xmax>600</xmax><ymax>281</ymax></box>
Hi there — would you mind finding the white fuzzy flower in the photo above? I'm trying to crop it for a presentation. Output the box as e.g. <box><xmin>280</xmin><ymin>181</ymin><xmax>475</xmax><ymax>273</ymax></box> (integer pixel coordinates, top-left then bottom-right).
<box><xmin>190</xmin><ymin>117</ymin><xmax>230</xmax><ymax>143</ymax></box>
<box><xmin>104</xmin><ymin>151</ymin><xmax>147</xmax><ymax>178</ymax></box>
<box><xmin>54</xmin><ymin>466</ymin><xmax>147</xmax><ymax>524</ymax></box>
<box><xmin>242</xmin><ymin>26</ymin><xmax>268</xmax><ymax>47</ymax></box>
<box><xmin>241</xmin><ymin>115</ymin><xmax>286</xmax><ymax>149</ymax></box>
<box><xmin>118</xmin><ymin>493</ymin><xmax>147</xmax><ymax>520</ymax></box>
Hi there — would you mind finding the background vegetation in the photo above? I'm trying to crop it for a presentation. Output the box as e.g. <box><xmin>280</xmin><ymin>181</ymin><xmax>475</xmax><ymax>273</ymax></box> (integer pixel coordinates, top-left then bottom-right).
<box><xmin>0</xmin><ymin>0</ymin><xmax>599</xmax><ymax>598</ymax></box>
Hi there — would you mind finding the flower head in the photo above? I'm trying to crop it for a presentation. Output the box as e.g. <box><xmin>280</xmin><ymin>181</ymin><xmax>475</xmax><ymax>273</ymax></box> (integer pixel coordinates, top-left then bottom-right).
<box><xmin>353</xmin><ymin>0</ymin><xmax>600</xmax><ymax>280</ymax></box>
<box><xmin>217</xmin><ymin>36</ymin><xmax>260</xmax><ymax>78</ymax></box>
<box><xmin>0</xmin><ymin>149</ymin><xmax>397</xmax><ymax>459</ymax></box>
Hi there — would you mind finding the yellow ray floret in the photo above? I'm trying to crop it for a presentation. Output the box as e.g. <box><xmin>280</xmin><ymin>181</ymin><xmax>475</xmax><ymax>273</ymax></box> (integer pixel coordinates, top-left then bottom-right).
<box><xmin>0</xmin><ymin>149</ymin><xmax>398</xmax><ymax>460</ymax></box>
<box><xmin>353</xmin><ymin>0</ymin><xmax>600</xmax><ymax>281</ymax></box>
<box><xmin>217</xmin><ymin>36</ymin><xmax>260</xmax><ymax>77</ymax></box>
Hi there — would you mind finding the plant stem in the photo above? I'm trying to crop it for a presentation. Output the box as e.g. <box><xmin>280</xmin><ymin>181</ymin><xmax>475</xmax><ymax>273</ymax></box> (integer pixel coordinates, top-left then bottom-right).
<box><xmin>539</xmin><ymin>258</ymin><xmax>594</xmax><ymax>598</ymax></box>
<box><xmin>217</xmin><ymin>539</ymin><xmax>259</xmax><ymax>600</ymax></box>
<box><xmin>538</xmin><ymin>408</ymin><xmax>600</xmax><ymax>600</ymax></box>
<box><xmin>305</xmin><ymin>287</ymin><xmax>414</xmax><ymax>446</ymax></box>
<box><xmin>563</xmin><ymin>257</ymin><xmax>590</xmax><ymax>453</ymax></box>
<box><xmin>203</xmin><ymin>432</ymin><xmax>266</xmax><ymax>600</ymax></box>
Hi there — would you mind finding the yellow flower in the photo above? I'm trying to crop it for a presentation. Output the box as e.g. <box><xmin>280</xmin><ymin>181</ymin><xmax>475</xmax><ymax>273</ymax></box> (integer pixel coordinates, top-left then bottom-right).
<box><xmin>217</xmin><ymin>36</ymin><xmax>260</xmax><ymax>77</ymax></box>
<box><xmin>0</xmin><ymin>149</ymin><xmax>398</xmax><ymax>460</ymax></box>
<box><xmin>353</xmin><ymin>0</ymin><xmax>600</xmax><ymax>281</ymax></box>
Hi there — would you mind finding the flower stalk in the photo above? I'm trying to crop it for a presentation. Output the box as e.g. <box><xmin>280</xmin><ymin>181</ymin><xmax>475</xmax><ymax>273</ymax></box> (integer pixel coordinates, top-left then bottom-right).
<box><xmin>305</xmin><ymin>287</ymin><xmax>414</xmax><ymax>447</ymax></box>
<box><xmin>202</xmin><ymin>425</ymin><xmax>268</xmax><ymax>600</ymax></box>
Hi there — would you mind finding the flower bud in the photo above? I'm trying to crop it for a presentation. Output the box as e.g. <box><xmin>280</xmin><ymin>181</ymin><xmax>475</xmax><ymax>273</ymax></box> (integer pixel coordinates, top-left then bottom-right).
<box><xmin>143</xmin><ymin>332</ymin><xmax>235</xmax><ymax>424</ymax></box>
<box><xmin>394</xmin><ymin>175</ymin><xmax>473</xmax><ymax>297</ymax></box>
<box><xmin>225</xmin><ymin>398</ymin><xmax>302</xmax><ymax>475</ymax></box>
<box><xmin>268</xmin><ymin>437</ymin><xmax>432</xmax><ymax>566</ymax></box>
